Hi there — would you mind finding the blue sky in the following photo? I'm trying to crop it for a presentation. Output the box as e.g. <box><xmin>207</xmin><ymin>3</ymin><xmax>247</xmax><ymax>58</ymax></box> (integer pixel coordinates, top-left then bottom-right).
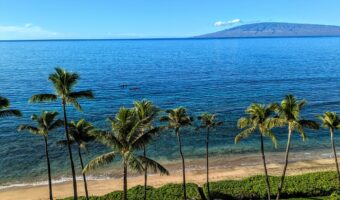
<box><xmin>1</xmin><ymin>0</ymin><xmax>340</xmax><ymax>40</ymax></box>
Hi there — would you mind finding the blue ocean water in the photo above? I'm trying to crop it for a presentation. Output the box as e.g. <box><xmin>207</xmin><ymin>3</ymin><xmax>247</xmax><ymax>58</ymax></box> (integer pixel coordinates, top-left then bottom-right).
<box><xmin>0</xmin><ymin>37</ymin><xmax>340</xmax><ymax>186</ymax></box>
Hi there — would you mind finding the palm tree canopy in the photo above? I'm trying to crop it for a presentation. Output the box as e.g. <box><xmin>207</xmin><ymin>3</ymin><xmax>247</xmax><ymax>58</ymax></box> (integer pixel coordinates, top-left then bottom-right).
<box><xmin>68</xmin><ymin>119</ymin><xmax>95</xmax><ymax>148</ymax></box>
<box><xmin>134</xmin><ymin>99</ymin><xmax>160</xmax><ymax>124</ymax></box>
<box><xmin>272</xmin><ymin>94</ymin><xmax>319</xmax><ymax>140</ymax></box>
<box><xmin>133</xmin><ymin>99</ymin><xmax>164</xmax><ymax>138</ymax></box>
<box><xmin>84</xmin><ymin>107</ymin><xmax>169</xmax><ymax>175</ymax></box>
<box><xmin>273</xmin><ymin>94</ymin><xmax>306</xmax><ymax>122</ymax></box>
<box><xmin>197</xmin><ymin>112</ymin><xmax>223</xmax><ymax>129</ymax></box>
<box><xmin>29</xmin><ymin>67</ymin><xmax>94</xmax><ymax>111</ymax></box>
<box><xmin>0</xmin><ymin>96</ymin><xmax>21</xmax><ymax>118</ymax></box>
<box><xmin>318</xmin><ymin>112</ymin><xmax>340</xmax><ymax>130</ymax></box>
<box><xmin>160</xmin><ymin>107</ymin><xmax>193</xmax><ymax>130</ymax></box>
<box><xmin>18</xmin><ymin>111</ymin><xmax>63</xmax><ymax>136</ymax></box>
<box><xmin>235</xmin><ymin>103</ymin><xmax>280</xmax><ymax>148</ymax></box>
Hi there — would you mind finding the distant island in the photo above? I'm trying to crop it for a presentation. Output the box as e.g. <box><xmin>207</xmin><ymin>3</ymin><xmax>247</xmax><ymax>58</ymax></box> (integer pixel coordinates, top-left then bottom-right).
<box><xmin>195</xmin><ymin>22</ymin><xmax>340</xmax><ymax>38</ymax></box>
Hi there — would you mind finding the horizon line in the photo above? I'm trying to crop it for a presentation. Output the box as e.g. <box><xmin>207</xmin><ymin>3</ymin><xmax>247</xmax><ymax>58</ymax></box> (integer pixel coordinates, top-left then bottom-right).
<box><xmin>2</xmin><ymin>35</ymin><xmax>340</xmax><ymax>42</ymax></box>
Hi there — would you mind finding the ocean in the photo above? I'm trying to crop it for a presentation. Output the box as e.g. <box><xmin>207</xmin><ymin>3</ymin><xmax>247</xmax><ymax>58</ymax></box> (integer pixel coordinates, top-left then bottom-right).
<box><xmin>0</xmin><ymin>37</ymin><xmax>340</xmax><ymax>188</ymax></box>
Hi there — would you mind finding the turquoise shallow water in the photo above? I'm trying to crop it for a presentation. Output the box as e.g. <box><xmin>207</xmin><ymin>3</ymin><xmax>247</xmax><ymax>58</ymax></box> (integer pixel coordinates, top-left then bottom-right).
<box><xmin>0</xmin><ymin>37</ymin><xmax>340</xmax><ymax>186</ymax></box>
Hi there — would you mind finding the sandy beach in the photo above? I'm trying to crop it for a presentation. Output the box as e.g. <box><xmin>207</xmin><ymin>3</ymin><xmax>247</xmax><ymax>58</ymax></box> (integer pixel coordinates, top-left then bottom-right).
<box><xmin>0</xmin><ymin>152</ymin><xmax>338</xmax><ymax>200</ymax></box>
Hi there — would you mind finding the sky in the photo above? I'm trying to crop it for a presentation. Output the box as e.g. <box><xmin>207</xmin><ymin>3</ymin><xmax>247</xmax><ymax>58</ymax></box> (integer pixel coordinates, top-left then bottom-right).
<box><xmin>1</xmin><ymin>0</ymin><xmax>340</xmax><ymax>40</ymax></box>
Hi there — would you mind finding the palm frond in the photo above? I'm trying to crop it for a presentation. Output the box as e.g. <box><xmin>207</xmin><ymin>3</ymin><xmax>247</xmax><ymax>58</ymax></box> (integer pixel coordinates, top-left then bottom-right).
<box><xmin>92</xmin><ymin>130</ymin><xmax>123</xmax><ymax>149</ymax></box>
<box><xmin>235</xmin><ymin>127</ymin><xmax>256</xmax><ymax>143</ymax></box>
<box><xmin>265</xmin><ymin>117</ymin><xmax>286</xmax><ymax>129</ymax></box>
<box><xmin>18</xmin><ymin>125</ymin><xmax>40</xmax><ymax>135</ymax></box>
<box><xmin>264</xmin><ymin>130</ymin><xmax>278</xmax><ymax>148</ymax></box>
<box><xmin>83</xmin><ymin>152</ymin><xmax>116</xmax><ymax>173</ymax></box>
<box><xmin>127</xmin><ymin>154</ymin><xmax>144</xmax><ymax>174</ymax></box>
<box><xmin>49</xmin><ymin>119</ymin><xmax>64</xmax><ymax>130</ymax></box>
<box><xmin>291</xmin><ymin>121</ymin><xmax>307</xmax><ymax>141</ymax></box>
<box><xmin>130</xmin><ymin>131</ymin><xmax>153</xmax><ymax>149</ymax></box>
<box><xmin>299</xmin><ymin>120</ymin><xmax>319</xmax><ymax>130</ymax></box>
<box><xmin>0</xmin><ymin>109</ymin><xmax>22</xmax><ymax>118</ymax></box>
<box><xmin>29</xmin><ymin>94</ymin><xmax>57</xmax><ymax>103</ymax></box>
<box><xmin>138</xmin><ymin>156</ymin><xmax>170</xmax><ymax>175</ymax></box>
<box><xmin>237</xmin><ymin>117</ymin><xmax>252</xmax><ymax>129</ymax></box>
<box><xmin>66</xmin><ymin>97</ymin><xmax>82</xmax><ymax>111</ymax></box>
<box><xmin>0</xmin><ymin>96</ymin><xmax>10</xmax><ymax>109</ymax></box>
<box><xmin>69</xmin><ymin>90</ymin><xmax>94</xmax><ymax>99</ymax></box>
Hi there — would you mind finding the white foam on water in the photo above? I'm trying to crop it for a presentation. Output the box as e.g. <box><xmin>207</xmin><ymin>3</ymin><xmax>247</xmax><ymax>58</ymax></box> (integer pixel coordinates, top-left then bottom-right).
<box><xmin>0</xmin><ymin>175</ymin><xmax>113</xmax><ymax>190</ymax></box>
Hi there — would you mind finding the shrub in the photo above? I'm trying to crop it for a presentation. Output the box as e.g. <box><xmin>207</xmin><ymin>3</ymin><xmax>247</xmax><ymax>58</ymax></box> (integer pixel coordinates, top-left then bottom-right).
<box><xmin>60</xmin><ymin>183</ymin><xmax>201</xmax><ymax>200</ymax></box>
<box><xmin>203</xmin><ymin>171</ymin><xmax>338</xmax><ymax>199</ymax></box>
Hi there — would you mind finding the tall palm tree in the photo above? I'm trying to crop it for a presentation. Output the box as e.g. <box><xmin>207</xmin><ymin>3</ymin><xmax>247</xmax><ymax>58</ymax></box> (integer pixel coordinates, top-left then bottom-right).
<box><xmin>318</xmin><ymin>112</ymin><xmax>340</xmax><ymax>184</ymax></box>
<box><xmin>133</xmin><ymin>99</ymin><xmax>162</xmax><ymax>200</ymax></box>
<box><xmin>160</xmin><ymin>107</ymin><xmax>193</xmax><ymax>200</ymax></box>
<box><xmin>273</xmin><ymin>95</ymin><xmax>319</xmax><ymax>200</ymax></box>
<box><xmin>18</xmin><ymin>111</ymin><xmax>63</xmax><ymax>200</ymax></box>
<box><xmin>0</xmin><ymin>96</ymin><xmax>21</xmax><ymax>118</ymax></box>
<box><xmin>84</xmin><ymin>107</ymin><xmax>169</xmax><ymax>200</ymax></box>
<box><xmin>235</xmin><ymin>104</ymin><xmax>280</xmax><ymax>200</ymax></box>
<box><xmin>58</xmin><ymin>119</ymin><xmax>95</xmax><ymax>200</ymax></box>
<box><xmin>30</xmin><ymin>67</ymin><xmax>94</xmax><ymax>199</ymax></box>
<box><xmin>197</xmin><ymin>113</ymin><xmax>223</xmax><ymax>200</ymax></box>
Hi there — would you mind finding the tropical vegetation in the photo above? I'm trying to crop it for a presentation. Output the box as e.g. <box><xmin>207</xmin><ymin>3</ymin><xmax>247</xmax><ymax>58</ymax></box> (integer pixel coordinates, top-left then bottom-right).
<box><xmin>272</xmin><ymin>95</ymin><xmax>320</xmax><ymax>200</ymax></box>
<box><xmin>60</xmin><ymin>171</ymin><xmax>340</xmax><ymax>200</ymax></box>
<box><xmin>133</xmin><ymin>100</ymin><xmax>163</xmax><ymax>200</ymax></box>
<box><xmin>83</xmin><ymin>107</ymin><xmax>169</xmax><ymax>200</ymax></box>
<box><xmin>30</xmin><ymin>67</ymin><xmax>94</xmax><ymax>200</ymax></box>
<box><xmin>235</xmin><ymin>103</ymin><xmax>279</xmax><ymax>200</ymax></box>
<box><xmin>58</xmin><ymin>119</ymin><xmax>95</xmax><ymax>200</ymax></box>
<box><xmin>318</xmin><ymin>112</ymin><xmax>340</xmax><ymax>185</ymax></box>
<box><xmin>5</xmin><ymin>68</ymin><xmax>340</xmax><ymax>200</ymax></box>
<box><xmin>18</xmin><ymin>111</ymin><xmax>63</xmax><ymax>200</ymax></box>
<box><xmin>197</xmin><ymin>112</ymin><xmax>223</xmax><ymax>200</ymax></box>
<box><xmin>0</xmin><ymin>96</ymin><xmax>21</xmax><ymax>118</ymax></box>
<box><xmin>160</xmin><ymin>107</ymin><xmax>193</xmax><ymax>200</ymax></box>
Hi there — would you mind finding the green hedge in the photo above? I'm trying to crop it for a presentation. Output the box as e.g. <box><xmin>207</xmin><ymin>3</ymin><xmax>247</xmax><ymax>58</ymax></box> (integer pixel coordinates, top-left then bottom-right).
<box><xmin>60</xmin><ymin>183</ymin><xmax>201</xmax><ymax>200</ymax></box>
<box><xmin>60</xmin><ymin>171</ymin><xmax>340</xmax><ymax>200</ymax></box>
<box><xmin>203</xmin><ymin>171</ymin><xmax>338</xmax><ymax>199</ymax></box>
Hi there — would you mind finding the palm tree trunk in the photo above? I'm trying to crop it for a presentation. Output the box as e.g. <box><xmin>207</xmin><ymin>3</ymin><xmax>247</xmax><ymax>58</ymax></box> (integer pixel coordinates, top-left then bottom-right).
<box><xmin>276</xmin><ymin>126</ymin><xmax>292</xmax><ymax>200</ymax></box>
<box><xmin>330</xmin><ymin>128</ymin><xmax>340</xmax><ymax>185</ymax></box>
<box><xmin>123</xmin><ymin>161</ymin><xmax>128</xmax><ymax>200</ymax></box>
<box><xmin>62</xmin><ymin>102</ymin><xmax>78</xmax><ymax>200</ymax></box>
<box><xmin>44</xmin><ymin>136</ymin><xmax>53</xmax><ymax>200</ymax></box>
<box><xmin>260</xmin><ymin>133</ymin><xmax>271</xmax><ymax>200</ymax></box>
<box><xmin>143</xmin><ymin>145</ymin><xmax>148</xmax><ymax>200</ymax></box>
<box><xmin>206</xmin><ymin>128</ymin><xmax>210</xmax><ymax>200</ymax></box>
<box><xmin>78</xmin><ymin>147</ymin><xmax>89</xmax><ymax>200</ymax></box>
<box><xmin>176</xmin><ymin>128</ymin><xmax>187</xmax><ymax>200</ymax></box>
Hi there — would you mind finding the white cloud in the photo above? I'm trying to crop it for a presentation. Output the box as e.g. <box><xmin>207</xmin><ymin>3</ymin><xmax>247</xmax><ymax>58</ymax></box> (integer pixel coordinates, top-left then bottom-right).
<box><xmin>0</xmin><ymin>24</ymin><xmax>59</xmax><ymax>40</ymax></box>
<box><xmin>214</xmin><ymin>19</ymin><xmax>242</xmax><ymax>27</ymax></box>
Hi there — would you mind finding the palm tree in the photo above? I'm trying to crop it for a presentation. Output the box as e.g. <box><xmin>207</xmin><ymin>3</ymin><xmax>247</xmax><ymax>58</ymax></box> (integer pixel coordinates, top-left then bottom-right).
<box><xmin>0</xmin><ymin>96</ymin><xmax>21</xmax><ymax>118</ymax></box>
<box><xmin>84</xmin><ymin>107</ymin><xmax>169</xmax><ymax>200</ymax></box>
<box><xmin>133</xmin><ymin>99</ymin><xmax>162</xmax><ymax>200</ymax></box>
<box><xmin>58</xmin><ymin>119</ymin><xmax>95</xmax><ymax>200</ymax></box>
<box><xmin>235</xmin><ymin>104</ymin><xmax>280</xmax><ymax>200</ymax></box>
<box><xmin>160</xmin><ymin>107</ymin><xmax>193</xmax><ymax>200</ymax></box>
<box><xmin>197</xmin><ymin>113</ymin><xmax>223</xmax><ymax>200</ymax></box>
<box><xmin>318</xmin><ymin>112</ymin><xmax>340</xmax><ymax>184</ymax></box>
<box><xmin>273</xmin><ymin>95</ymin><xmax>319</xmax><ymax>200</ymax></box>
<box><xmin>18</xmin><ymin>111</ymin><xmax>63</xmax><ymax>200</ymax></box>
<box><xmin>30</xmin><ymin>67</ymin><xmax>94</xmax><ymax>199</ymax></box>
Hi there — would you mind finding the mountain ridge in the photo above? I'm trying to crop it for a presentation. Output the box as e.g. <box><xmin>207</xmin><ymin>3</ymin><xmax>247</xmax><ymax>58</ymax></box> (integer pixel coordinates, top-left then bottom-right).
<box><xmin>195</xmin><ymin>22</ymin><xmax>340</xmax><ymax>38</ymax></box>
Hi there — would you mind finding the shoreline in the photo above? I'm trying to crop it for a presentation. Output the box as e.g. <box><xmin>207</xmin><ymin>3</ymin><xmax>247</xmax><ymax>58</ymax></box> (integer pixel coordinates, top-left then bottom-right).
<box><xmin>0</xmin><ymin>151</ymin><xmax>338</xmax><ymax>200</ymax></box>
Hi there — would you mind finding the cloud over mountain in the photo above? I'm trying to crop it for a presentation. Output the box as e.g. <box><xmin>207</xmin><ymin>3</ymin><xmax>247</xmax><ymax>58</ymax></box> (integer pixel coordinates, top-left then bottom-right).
<box><xmin>214</xmin><ymin>19</ymin><xmax>242</xmax><ymax>27</ymax></box>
